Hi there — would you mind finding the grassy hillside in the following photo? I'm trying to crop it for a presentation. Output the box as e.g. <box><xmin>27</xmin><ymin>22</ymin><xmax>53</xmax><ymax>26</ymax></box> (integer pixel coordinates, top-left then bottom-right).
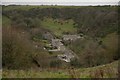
<box><xmin>41</xmin><ymin>18</ymin><xmax>77</xmax><ymax>37</ymax></box>
<box><xmin>69</xmin><ymin>32</ymin><xmax>118</xmax><ymax>67</ymax></box>
<box><xmin>3</xmin><ymin>5</ymin><xmax>118</xmax><ymax>37</ymax></box>
<box><xmin>102</xmin><ymin>32</ymin><xmax>118</xmax><ymax>59</ymax></box>
<box><xmin>2</xmin><ymin>60</ymin><xmax>118</xmax><ymax>78</ymax></box>
<box><xmin>2</xmin><ymin>5</ymin><xmax>119</xmax><ymax>78</ymax></box>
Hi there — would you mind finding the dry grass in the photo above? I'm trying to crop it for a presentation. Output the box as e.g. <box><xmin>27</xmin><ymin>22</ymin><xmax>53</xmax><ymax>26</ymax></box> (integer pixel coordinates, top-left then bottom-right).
<box><xmin>2</xmin><ymin>60</ymin><xmax>118</xmax><ymax>78</ymax></box>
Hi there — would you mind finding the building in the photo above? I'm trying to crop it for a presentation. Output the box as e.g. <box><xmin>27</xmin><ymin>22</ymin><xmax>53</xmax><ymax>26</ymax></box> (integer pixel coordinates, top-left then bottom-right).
<box><xmin>63</xmin><ymin>35</ymin><xmax>82</xmax><ymax>41</ymax></box>
<box><xmin>57</xmin><ymin>49</ymin><xmax>74</xmax><ymax>62</ymax></box>
<box><xmin>48</xmin><ymin>39</ymin><xmax>65</xmax><ymax>51</ymax></box>
<box><xmin>43</xmin><ymin>32</ymin><xmax>54</xmax><ymax>41</ymax></box>
<box><xmin>51</xmin><ymin>39</ymin><xmax>62</xmax><ymax>47</ymax></box>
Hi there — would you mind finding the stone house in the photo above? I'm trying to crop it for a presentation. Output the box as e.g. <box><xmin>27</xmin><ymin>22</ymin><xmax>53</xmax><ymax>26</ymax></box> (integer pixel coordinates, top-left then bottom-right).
<box><xmin>43</xmin><ymin>32</ymin><xmax>54</xmax><ymax>41</ymax></box>
<box><xmin>63</xmin><ymin>35</ymin><xmax>81</xmax><ymax>41</ymax></box>
<box><xmin>51</xmin><ymin>39</ymin><xmax>65</xmax><ymax>51</ymax></box>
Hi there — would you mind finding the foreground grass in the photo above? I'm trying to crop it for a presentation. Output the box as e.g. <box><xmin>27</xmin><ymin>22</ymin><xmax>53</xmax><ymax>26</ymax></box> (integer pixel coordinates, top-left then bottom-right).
<box><xmin>3</xmin><ymin>61</ymin><xmax>118</xmax><ymax>78</ymax></box>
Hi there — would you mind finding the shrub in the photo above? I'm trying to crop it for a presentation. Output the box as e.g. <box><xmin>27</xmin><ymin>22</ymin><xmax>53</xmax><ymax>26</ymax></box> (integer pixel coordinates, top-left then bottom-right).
<box><xmin>50</xmin><ymin>60</ymin><xmax>62</xmax><ymax>68</ymax></box>
<box><xmin>2</xmin><ymin>27</ymin><xmax>34</xmax><ymax>69</ymax></box>
<box><xmin>70</xmin><ymin>58</ymin><xmax>81</xmax><ymax>68</ymax></box>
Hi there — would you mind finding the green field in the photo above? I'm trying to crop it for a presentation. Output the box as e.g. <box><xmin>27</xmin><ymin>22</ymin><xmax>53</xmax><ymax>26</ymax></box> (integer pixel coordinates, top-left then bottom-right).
<box><xmin>41</xmin><ymin>18</ymin><xmax>77</xmax><ymax>37</ymax></box>
<box><xmin>2</xmin><ymin>61</ymin><xmax>118</xmax><ymax>78</ymax></box>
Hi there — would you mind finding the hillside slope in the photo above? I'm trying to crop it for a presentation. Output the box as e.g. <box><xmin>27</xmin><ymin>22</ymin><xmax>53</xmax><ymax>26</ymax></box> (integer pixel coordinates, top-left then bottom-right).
<box><xmin>3</xmin><ymin>60</ymin><xmax>118</xmax><ymax>78</ymax></box>
<box><xmin>2</xmin><ymin>5</ymin><xmax>119</xmax><ymax>78</ymax></box>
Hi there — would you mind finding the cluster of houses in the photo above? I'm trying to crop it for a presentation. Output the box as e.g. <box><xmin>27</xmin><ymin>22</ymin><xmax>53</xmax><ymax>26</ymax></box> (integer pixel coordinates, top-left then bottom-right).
<box><xmin>58</xmin><ymin>49</ymin><xmax>75</xmax><ymax>62</ymax></box>
<box><xmin>43</xmin><ymin>32</ymin><xmax>83</xmax><ymax>62</ymax></box>
<box><xmin>62</xmin><ymin>34</ymin><xmax>83</xmax><ymax>41</ymax></box>
<box><xmin>48</xmin><ymin>39</ymin><xmax>65</xmax><ymax>52</ymax></box>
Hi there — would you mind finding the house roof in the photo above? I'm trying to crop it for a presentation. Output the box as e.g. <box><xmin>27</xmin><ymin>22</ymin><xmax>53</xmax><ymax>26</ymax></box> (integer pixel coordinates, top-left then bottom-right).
<box><xmin>51</xmin><ymin>39</ymin><xmax>62</xmax><ymax>47</ymax></box>
<box><xmin>63</xmin><ymin>35</ymin><xmax>80</xmax><ymax>40</ymax></box>
<box><xmin>43</xmin><ymin>32</ymin><xmax>53</xmax><ymax>40</ymax></box>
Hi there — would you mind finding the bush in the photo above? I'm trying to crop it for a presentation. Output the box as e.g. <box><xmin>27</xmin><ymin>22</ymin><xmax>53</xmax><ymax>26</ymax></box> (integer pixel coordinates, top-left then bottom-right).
<box><xmin>2</xmin><ymin>27</ymin><xmax>34</xmax><ymax>69</ymax></box>
<box><xmin>70</xmin><ymin>58</ymin><xmax>81</xmax><ymax>68</ymax></box>
<box><xmin>50</xmin><ymin>60</ymin><xmax>62</xmax><ymax>68</ymax></box>
<box><xmin>31</xmin><ymin>33</ymin><xmax>43</xmax><ymax>41</ymax></box>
